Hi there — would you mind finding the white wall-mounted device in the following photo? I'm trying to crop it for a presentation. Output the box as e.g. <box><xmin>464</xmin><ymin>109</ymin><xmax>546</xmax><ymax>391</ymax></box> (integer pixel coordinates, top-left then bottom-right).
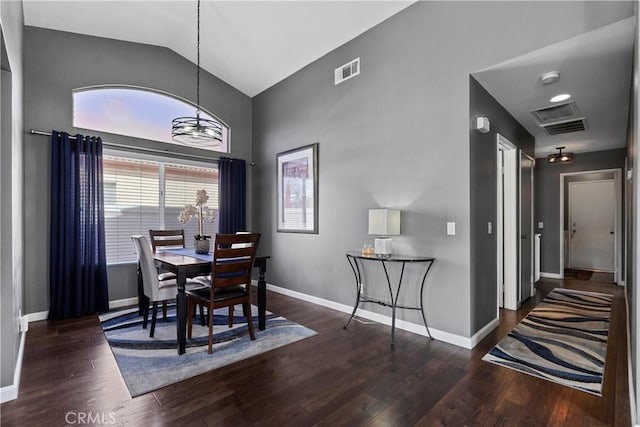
<box><xmin>475</xmin><ymin>116</ymin><xmax>490</xmax><ymax>133</ymax></box>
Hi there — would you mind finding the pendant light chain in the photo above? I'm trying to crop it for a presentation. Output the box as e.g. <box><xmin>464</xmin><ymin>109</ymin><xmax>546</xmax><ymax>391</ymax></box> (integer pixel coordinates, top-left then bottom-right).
<box><xmin>171</xmin><ymin>0</ymin><xmax>224</xmax><ymax>147</ymax></box>
<box><xmin>196</xmin><ymin>0</ymin><xmax>201</xmax><ymax>116</ymax></box>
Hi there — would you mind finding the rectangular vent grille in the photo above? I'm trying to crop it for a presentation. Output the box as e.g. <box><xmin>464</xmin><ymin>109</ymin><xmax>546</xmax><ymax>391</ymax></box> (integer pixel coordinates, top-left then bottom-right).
<box><xmin>541</xmin><ymin>118</ymin><xmax>588</xmax><ymax>135</ymax></box>
<box><xmin>531</xmin><ymin>101</ymin><xmax>579</xmax><ymax>123</ymax></box>
<box><xmin>335</xmin><ymin>58</ymin><xmax>360</xmax><ymax>85</ymax></box>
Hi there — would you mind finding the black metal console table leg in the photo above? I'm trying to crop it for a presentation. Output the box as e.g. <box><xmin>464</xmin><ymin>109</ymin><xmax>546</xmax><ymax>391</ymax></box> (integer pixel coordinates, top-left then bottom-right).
<box><xmin>419</xmin><ymin>260</ymin><xmax>434</xmax><ymax>339</ymax></box>
<box><xmin>343</xmin><ymin>255</ymin><xmax>362</xmax><ymax>330</ymax></box>
<box><xmin>382</xmin><ymin>261</ymin><xmax>406</xmax><ymax>346</ymax></box>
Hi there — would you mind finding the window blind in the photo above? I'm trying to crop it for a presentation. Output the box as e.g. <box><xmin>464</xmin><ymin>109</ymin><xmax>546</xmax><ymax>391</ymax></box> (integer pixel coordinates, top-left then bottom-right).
<box><xmin>104</xmin><ymin>156</ymin><xmax>161</xmax><ymax>263</ymax></box>
<box><xmin>164</xmin><ymin>163</ymin><xmax>219</xmax><ymax>248</ymax></box>
<box><xmin>103</xmin><ymin>155</ymin><xmax>219</xmax><ymax>264</ymax></box>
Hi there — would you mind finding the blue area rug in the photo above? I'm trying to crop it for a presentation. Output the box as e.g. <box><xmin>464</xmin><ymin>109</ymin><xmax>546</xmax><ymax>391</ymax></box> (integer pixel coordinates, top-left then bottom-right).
<box><xmin>99</xmin><ymin>304</ymin><xmax>317</xmax><ymax>397</ymax></box>
<box><xmin>483</xmin><ymin>288</ymin><xmax>613</xmax><ymax>396</ymax></box>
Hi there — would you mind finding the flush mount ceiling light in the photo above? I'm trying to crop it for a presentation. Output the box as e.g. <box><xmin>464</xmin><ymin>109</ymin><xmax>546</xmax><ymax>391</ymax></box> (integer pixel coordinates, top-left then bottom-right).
<box><xmin>547</xmin><ymin>146</ymin><xmax>575</xmax><ymax>165</ymax></box>
<box><xmin>172</xmin><ymin>0</ymin><xmax>223</xmax><ymax>147</ymax></box>
<box><xmin>539</xmin><ymin>71</ymin><xmax>560</xmax><ymax>85</ymax></box>
<box><xmin>550</xmin><ymin>93</ymin><xmax>572</xmax><ymax>103</ymax></box>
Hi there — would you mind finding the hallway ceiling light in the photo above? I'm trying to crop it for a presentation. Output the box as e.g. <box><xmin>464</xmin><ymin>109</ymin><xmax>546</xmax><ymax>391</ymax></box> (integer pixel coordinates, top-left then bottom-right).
<box><xmin>539</xmin><ymin>71</ymin><xmax>560</xmax><ymax>85</ymax></box>
<box><xmin>547</xmin><ymin>146</ymin><xmax>575</xmax><ymax>164</ymax></box>
<box><xmin>550</xmin><ymin>93</ymin><xmax>572</xmax><ymax>103</ymax></box>
<box><xmin>171</xmin><ymin>0</ymin><xmax>223</xmax><ymax>147</ymax></box>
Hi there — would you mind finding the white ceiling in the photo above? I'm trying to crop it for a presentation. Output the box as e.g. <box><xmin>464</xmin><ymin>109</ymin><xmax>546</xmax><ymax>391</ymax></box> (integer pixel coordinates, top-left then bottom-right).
<box><xmin>22</xmin><ymin>0</ymin><xmax>414</xmax><ymax>97</ymax></box>
<box><xmin>473</xmin><ymin>17</ymin><xmax>635</xmax><ymax>157</ymax></box>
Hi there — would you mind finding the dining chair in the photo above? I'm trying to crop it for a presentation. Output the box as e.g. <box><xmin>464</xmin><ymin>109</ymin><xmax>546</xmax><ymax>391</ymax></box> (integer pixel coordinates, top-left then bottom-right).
<box><xmin>148</xmin><ymin>229</ymin><xmax>184</xmax><ymax>280</ymax></box>
<box><xmin>131</xmin><ymin>235</ymin><xmax>205</xmax><ymax>337</ymax></box>
<box><xmin>186</xmin><ymin>233</ymin><xmax>261</xmax><ymax>354</ymax></box>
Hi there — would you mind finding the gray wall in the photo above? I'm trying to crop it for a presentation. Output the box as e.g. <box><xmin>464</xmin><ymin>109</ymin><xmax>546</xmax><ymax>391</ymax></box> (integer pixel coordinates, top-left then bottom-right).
<box><xmin>252</xmin><ymin>1</ymin><xmax>634</xmax><ymax>338</ymax></box>
<box><xmin>0</xmin><ymin>1</ymin><xmax>24</xmax><ymax>389</ymax></box>
<box><xmin>469</xmin><ymin>76</ymin><xmax>535</xmax><ymax>334</ymax></box>
<box><xmin>535</xmin><ymin>149</ymin><xmax>626</xmax><ymax>275</ymax></box>
<box><xmin>23</xmin><ymin>27</ymin><xmax>253</xmax><ymax>313</ymax></box>
<box><xmin>626</xmin><ymin>3</ymin><xmax>639</xmax><ymax>421</ymax></box>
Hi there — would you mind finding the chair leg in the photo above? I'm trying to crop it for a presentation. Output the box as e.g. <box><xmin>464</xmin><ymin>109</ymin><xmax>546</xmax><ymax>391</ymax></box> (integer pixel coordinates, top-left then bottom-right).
<box><xmin>150</xmin><ymin>302</ymin><xmax>158</xmax><ymax>338</ymax></box>
<box><xmin>208</xmin><ymin>303</ymin><xmax>214</xmax><ymax>354</ymax></box>
<box><xmin>162</xmin><ymin>301</ymin><xmax>168</xmax><ymax>321</ymax></box>
<box><xmin>142</xmin><ymin>303</ymin><xmax>149</xmax><ymax>329</ymax></box>
<box><xmin>187</xmin><ymin>298</ymin><xmax>194</xmax><ymax>339</ymax></box>
<box><xmin>228</xmin><ymin>305</ymin><xmax>234</xmax><ymax>328</ymax></box>
<box><xmin>199</xmin><ymin>304</ymin><xmax>205</xmax><ymax>326</ymax></box>
<box><xmin>245</xmin><ymin>301</ymin><xmax>256</xmax><ymax>341</ymax></box>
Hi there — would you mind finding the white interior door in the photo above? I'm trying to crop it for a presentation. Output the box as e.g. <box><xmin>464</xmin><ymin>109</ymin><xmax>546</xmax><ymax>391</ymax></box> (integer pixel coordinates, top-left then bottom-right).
<box><xmin>497</xmin><ymin>135</ymin><xmax>517</xmax><ymax>311</ymax></box>
<box><xmin>568</xmin><ymin>179</ymin><xmax>615</xmax><ymax>271</ymax></box>
<box><xmin>519</xmin><ymin>153</ymin><xmax>534</xmax><ymax>301</ymax></box>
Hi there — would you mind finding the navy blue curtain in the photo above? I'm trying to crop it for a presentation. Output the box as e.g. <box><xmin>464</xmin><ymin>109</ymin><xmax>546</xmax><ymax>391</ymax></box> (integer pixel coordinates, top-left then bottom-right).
<box><xmin>49</xmin><ymin>131</ymin><xmax>109</xmax><ymax>319</ymax></box>
<box><xmin>218</xmin><ymin>157</ymin><xmax>246</xmax><ymax>233</ymax></box>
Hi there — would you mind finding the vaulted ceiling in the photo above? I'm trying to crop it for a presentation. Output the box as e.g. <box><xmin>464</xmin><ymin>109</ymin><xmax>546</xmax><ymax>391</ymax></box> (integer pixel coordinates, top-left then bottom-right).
<box><xmin>22</xmin><ymin>1</ymin><xmax>414</xmax><ymax>97</ymax></box>
<box><xmin>22</xmin><ymin>1</ymin><xmax>635</xmax><ymax>156</ymax></box>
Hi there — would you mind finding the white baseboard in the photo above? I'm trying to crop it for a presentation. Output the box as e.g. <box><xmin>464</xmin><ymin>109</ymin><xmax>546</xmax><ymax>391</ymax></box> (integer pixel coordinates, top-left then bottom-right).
<box><xmin>266</xmin><ymin>283</ymin><xmax>495</xmax><ymax>349</ymax></box>
<box><xmin>0</xmin><ymin>329</ymin><xmax>26</xmax><ymax>403</ymax></box>
<box><xmin>25</xmin><ymin>310</ymin><xmax>48</xmax><ymax>323</ymax></box>
<box><xmin>470</xmin><ymin>317</ymin><xmax>500</xmax><ymax>348</ymax></box>
<box><xmin>109</xmin><ymin>297</ymin><xmax>138</xmax><ymax>309</ymax></box>
<box><xmin>540</xmin><ymin>272</ymin><xmax>563</xmax><ymax>279</ymax></box>
<box><xmin>24</xmin><ymin>296</ymin><xmax>139</xmax><ymax>325</ymax></box>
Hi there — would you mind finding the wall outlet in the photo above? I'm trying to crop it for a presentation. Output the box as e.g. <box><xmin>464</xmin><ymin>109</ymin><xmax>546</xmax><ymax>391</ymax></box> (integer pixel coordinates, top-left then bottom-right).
<box><xmin>447</xmin><ymin>222</ymin><xmax>456</xmax><ymax>235</ymax></box>
<box><xmin>487</xmin><ymin>222</ymin><xmax>492</xmax><ymax>234</ymax></box>
<box><xmin>538</xmin><ymin>222</ymin><xmax>544</xmax><ymax>229</ymax></box>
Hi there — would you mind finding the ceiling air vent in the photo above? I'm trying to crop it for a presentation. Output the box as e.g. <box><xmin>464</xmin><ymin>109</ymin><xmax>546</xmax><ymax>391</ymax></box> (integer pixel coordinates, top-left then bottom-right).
<box><xmin>540</xmin><ymin>118</ymin><xmax>588</xmax><ymax>136</ymax></box>
<box><xmin>335</xmin><ymin>58</ymin><xmax>360</xmax><ymax>85</ymax></box>
<box><xmin>531</xmin><ymin>101</ymin><xmax>579</xmax><ymax>124</ymax></box>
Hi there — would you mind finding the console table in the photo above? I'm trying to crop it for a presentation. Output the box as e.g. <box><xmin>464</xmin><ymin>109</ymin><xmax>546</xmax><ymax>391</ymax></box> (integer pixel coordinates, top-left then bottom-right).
<box><xmin>344</xmin><ymin>251</ymin><xmax>435</xmax><ymax>345</ymax></box>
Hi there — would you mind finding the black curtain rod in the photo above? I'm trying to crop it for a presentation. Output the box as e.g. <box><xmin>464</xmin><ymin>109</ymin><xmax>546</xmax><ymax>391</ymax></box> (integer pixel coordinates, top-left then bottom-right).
<box><xmin>29</xmin><ymin>129</ymin><xmax>255</xmax><ymax>166</ymax></box>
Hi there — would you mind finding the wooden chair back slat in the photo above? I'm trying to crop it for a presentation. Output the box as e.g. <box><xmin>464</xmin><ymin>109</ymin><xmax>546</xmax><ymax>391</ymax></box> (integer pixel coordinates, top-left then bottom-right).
<box><xmin>149</xmin><ymin>229</ymin><xmax>185</xmax><ymax>253</ymax></box>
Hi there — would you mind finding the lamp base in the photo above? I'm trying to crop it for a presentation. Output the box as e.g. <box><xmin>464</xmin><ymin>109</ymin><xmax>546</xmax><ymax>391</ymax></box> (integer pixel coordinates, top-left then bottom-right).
<box><xmin>374</xmin><ymin>238</ymin><xmax>393</xmax><ymax>256</ymax></box>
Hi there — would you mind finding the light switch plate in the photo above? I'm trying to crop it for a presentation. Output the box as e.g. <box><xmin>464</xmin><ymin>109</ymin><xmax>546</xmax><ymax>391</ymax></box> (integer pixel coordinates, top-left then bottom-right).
<box><xmin>488</xmin><ymin>222</ymin><xmax>492</xmax><ymax>234</ymax></box>
<box><xmin>538</xmin><ymin>222</ymin><xmax>544</xmax><ymax>229</ymax></box>
<box><xmin>447</xmin><ymin>222</ymin><xmax>456</xmax><ymax>235</ymax></box>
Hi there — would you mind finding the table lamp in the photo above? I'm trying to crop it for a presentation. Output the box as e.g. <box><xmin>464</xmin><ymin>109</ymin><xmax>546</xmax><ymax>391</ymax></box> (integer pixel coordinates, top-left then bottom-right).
<box><xmin>368</xmin><ymin>209</ymin><xmax>400</xmax><ymax>256</ymax></box>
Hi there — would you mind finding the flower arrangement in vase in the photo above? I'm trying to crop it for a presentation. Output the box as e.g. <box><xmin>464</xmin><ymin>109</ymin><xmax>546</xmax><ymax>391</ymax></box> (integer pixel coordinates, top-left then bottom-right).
<box><xmin>179</xmin><ymin>189</ymin><xmax>216</xmax><ymax>254</ymax></box>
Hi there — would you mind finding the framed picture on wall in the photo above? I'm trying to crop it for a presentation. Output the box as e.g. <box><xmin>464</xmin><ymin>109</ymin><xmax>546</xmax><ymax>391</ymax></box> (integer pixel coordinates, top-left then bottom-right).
<box><xmin>276</xmin><ymin>143</ymin><xmax>319</xmax><ymax>233</ymax></box>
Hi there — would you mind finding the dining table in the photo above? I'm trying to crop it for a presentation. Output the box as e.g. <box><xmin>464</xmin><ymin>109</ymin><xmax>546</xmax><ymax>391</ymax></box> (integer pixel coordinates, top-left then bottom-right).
<box><xmin>144</xmin><ymin>248</ymin><xmax>270</xmax><ymax>355</ymax></box>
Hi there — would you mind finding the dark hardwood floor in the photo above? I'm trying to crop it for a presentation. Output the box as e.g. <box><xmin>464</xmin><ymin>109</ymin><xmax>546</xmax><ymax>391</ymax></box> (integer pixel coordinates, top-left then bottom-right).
<box><xmin>1</xmin><ymin>278</ymin><xmax>631</xmax><ymax>426</ymax></box>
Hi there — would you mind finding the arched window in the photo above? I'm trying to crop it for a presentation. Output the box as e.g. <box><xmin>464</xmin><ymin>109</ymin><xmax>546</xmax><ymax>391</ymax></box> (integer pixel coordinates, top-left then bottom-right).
<box><xmin>72</xmin><ymin>85</ymin><xmax>229</xmax><ymax>153</ymax></box>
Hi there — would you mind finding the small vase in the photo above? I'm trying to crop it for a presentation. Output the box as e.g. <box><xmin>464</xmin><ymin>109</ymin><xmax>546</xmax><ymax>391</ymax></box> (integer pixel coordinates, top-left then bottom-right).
<box><xmin>194</xmin><ymin>238</ymin><xmax>210</xmax><ymax>254</ymax></box>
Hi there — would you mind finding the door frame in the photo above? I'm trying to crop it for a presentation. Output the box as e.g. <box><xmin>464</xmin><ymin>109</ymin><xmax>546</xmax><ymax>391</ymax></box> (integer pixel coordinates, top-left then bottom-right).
<box><xmin>519</xmin><ymin>152</ymin><xmax>535</xmax><ymax>300</ymax></box>
<box><xmin>559</xmin><ymin>168</ymin><xmax>622</xmax><ymax>283</ymax></box>
<box><xmin>497</xmin><ymin>134</ymin><xmax>518</xmax><ymax>312</ymax></box>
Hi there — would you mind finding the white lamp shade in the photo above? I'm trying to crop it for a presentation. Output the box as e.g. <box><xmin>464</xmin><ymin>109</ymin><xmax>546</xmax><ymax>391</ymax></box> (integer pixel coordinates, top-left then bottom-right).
<box><xmin>368</xmin><ymin>209</ymin><xmax>401</xmax><ymax>236</ymax></box>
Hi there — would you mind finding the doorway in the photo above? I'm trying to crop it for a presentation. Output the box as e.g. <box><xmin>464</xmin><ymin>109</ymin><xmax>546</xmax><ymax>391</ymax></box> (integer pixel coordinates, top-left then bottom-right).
<box><xmin>560</xmin><ymin>170</ymin><xmax>622</xmax><ymax>283</ymax></box>
<box><xmin>496</xmin><ymin>134</ymin><xmax>518</xmax><ymax>311</ymax></box>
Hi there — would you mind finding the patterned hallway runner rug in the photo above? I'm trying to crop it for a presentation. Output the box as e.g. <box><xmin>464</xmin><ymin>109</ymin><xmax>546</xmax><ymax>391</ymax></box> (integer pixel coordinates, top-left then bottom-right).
<box><xmin>100</xmin><ymin>304</ymin><xmax>317</xmax><ymax>397</ymax></box>
<box><xmin>482</xmin><ymin>288</ymin><xmax>613</xmax><ymax>396</ymax></box>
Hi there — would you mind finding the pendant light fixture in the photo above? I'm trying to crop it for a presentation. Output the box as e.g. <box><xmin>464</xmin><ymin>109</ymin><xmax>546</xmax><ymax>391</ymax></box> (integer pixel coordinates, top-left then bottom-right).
<box><xmin>172</xmin><ymin>0</ymin><xmax>223</xmax><ymax>148</ymax></box>
<box><xmin>547</xmin><ymin>146</ymin><xmax>575</xmax><ymax>165</ymax></box>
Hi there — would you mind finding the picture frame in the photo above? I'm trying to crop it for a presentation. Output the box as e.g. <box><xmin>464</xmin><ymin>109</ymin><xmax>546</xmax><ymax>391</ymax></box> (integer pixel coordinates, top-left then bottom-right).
<box><xmin>276</xmin><ymin>143</ymin><xmax>319</xmax><ymax>233</ymax></box>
